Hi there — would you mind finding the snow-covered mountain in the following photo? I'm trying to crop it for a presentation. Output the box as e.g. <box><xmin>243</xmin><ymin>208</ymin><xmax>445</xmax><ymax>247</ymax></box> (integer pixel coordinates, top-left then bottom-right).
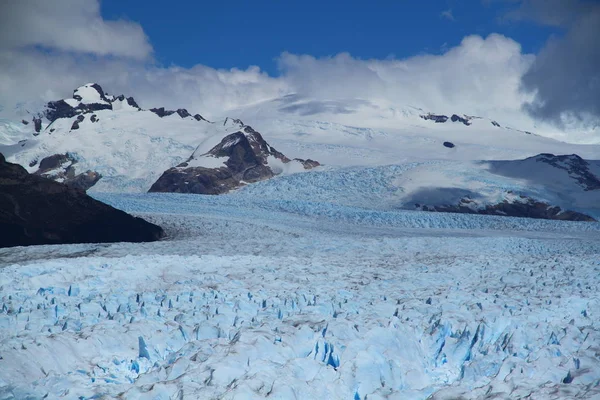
<box><xmin>2</xmin><ymin>84</ymin><xmax>600</xmax><ymax>399</ymax></box>
<box><xmin>1</xmin><ymin>84</ymin><xmax>325</xmax><ymax>193</ymax></box>
<box><xmin>150</xmin><ymin>122</ymin><xmax>319</xmax><ymax>194</ymax></box>
<box><xmin>1</xmin><ymin>83</ymin><xmax>600</xmax><ymax>219</ymax></box>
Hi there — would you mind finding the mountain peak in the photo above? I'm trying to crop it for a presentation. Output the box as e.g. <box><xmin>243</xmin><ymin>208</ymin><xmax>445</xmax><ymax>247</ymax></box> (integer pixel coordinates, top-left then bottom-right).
<box><xmin>72</xmin><ymin>83</ymin><xmax>110</xmax><ymax>105</ymax></box>
<box><xmin>149</xmin><ymin>124</ymin><xmax>320</xmax><ymax>195</ymax></box>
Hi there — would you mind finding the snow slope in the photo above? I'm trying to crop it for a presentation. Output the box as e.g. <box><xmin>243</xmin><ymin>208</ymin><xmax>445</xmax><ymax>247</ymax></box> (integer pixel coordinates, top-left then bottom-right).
<box><xmin>235</xmin><ymin>159</ymin><xmax>600</xmax><ymax>220</ymax></box>
<box><xmin>5</xmin><ymin>103</ymin><xmax>254</xmax><ymax>192</ymax></box>
<box><xmin>227</xmin><ymin>95</ymin><xmax>600</xmax><ymax>164</ymax></box>
<box><xmin>2</xmin><ymin>87</ymin><xmax>600</xmax><ymax>194</ymax></box>
<box><xmin>1</xmin><ymin>192</ymin><xmax>599</xmax><ymax>399</ymax></box>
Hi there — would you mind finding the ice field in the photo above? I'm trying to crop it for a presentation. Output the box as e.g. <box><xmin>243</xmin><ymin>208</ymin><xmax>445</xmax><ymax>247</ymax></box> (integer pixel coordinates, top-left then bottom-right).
<box><xmin>1</xmin><ymin>189</ymin><xmax>600</xmax><ymax>399</ymax></box>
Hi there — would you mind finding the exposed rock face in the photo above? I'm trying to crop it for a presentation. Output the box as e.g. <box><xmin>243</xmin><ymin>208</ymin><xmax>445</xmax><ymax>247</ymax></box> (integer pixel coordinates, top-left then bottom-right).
<box><xmin>112</xmin><ymin>94</ymin><xmax>141</xmax><ymax>109</ymax></box>
<box><xmin>295</xmin><ymin>158</ymin><xmax>320</xmax><ymax>169</ymax></box>
<box><xmin>176</xmin><ymin>109</ymin><xmax>191</xmax><ymax>118</ymax></box>
<box><xmin>45</xmin><ymin>99</ymin><xmax>79</xmax><ymax>122</ymax></box>
<box><xmin>150</xmin><ymin>107</ymin><xmax>199</xmax><ymax>119</ymax></box>
<box><xmin>418</xmin><ymin>195</ymin><xmax>596</xmax><ymax>222</ymax></box>
<box><xmin>0</xmin><ymin>153</ymin><xmax>164</xmax><ymax>248</ymax></box>
<box><xmin>533</xmin><ymin>154</ymin><xmax>600</xmax><ymax>191</ymax></box>
<box><xmin>450</xmin><ymin>114</ymin><xmax>472</xmax><ymax>126</ymax></box>
<box><xmin>149</xmin><ymin>107</ymin><xmax>176</xmax><ymax>118</ymax></box>
<box><xmin>33</xmin><ymin>153</ymin><xmax>101</xmax><ymax>192</ymax></box>
<box><xmin>421</xmin><ymin>113</ymin><xmax>448</xmax><ymax>123</ymax></box>
<box><xmin>149</xmin><ymin>123</ymin><xmax>320</xmax><ymax>195</ymax></box>
<box><xmin>33</xmin><ymin>118</ymin><xmax>42</xmax><ymax>134</ymax></box>
<box><xmin>25</xmin><ymin>83</ymin><xmax>218</xmax><ymax>137</ymax></box>
<box><xmin>420</xmin><ymin>113</ymin><xmax>473</xmax><ymax>126</ymax></box>
<box><xmin>487</xmin><ymin>153</ymin><xmax>600</xmax><ymax>193</ymax></box>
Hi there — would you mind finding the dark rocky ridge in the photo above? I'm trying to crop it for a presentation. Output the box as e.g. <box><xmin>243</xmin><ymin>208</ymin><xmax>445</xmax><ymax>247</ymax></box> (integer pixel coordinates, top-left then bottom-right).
<box><xmin>23</xmin><ymin>83</ymin><xmax>214</xmax><ymax>191</ymax></box>
<box><xmin>33</xmin><ymin>153</ymin><xmax>101</xmax><ymax>192</ymax></box>
<box><xmin>417</xmin><ymin>195</ymin><xmax>596</xmax><ymax>222</ymax></box>
<box><xmin>149</xmin><ymin>124</ymin><xmax>319</xmax><ymax>195</ymax></box>
<box><xmin>420</xmin><ymin>113</ymin><xmax>502</xmax><ymax>128</ymax></box>
<box><xmin>487</xmin><ymin>153</ymin><xmax>600</xmax><ymax>192</ymax></box>
<box><xmin>0</xmin><ymin>153</ymin><xmax>164</xmax><ymax>248</ymax></box>
<box><xmin>33</xmin><ymin>83</ymin><xmax>208</xmax><ymax>133</ymax></box>
<box><xmin>533</xmin><ymin>154</ymin><xmax>600</xmax><ymax>191</ymax></box>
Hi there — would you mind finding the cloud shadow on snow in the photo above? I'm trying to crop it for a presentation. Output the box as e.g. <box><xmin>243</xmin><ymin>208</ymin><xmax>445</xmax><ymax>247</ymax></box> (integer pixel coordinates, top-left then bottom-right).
<box><xmin>401</xmin><ymin>187</ymin><xmax>485</xmax><ymax>207</ymax></box>
<box><xmin>276</xmin><ymin>96</ymin><xmax>371</xmax><ymax>116</ymax></box>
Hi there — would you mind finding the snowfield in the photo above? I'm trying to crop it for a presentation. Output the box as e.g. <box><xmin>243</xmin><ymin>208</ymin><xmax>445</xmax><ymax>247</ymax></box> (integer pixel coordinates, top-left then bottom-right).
<box><xmin>1</xmin><ymin>191</ymin><xmax>600</xmax><ymax>399</ymax></box>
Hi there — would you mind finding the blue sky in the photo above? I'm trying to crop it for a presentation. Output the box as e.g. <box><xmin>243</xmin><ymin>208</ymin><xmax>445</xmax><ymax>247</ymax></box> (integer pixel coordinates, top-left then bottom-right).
<box><xmin>101</xmin><ymin>0</ymin><xmax>559</xmax><ymax>74</ymax></box>
<box><xmin>1</xmin><ymin>0</ymin><xmax>597</xmax><ymax>135</ymax></box>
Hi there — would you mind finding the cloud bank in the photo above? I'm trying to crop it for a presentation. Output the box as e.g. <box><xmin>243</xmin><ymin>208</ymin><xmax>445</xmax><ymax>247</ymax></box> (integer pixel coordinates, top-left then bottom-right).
<box><xmin>508</xmin><ymin>0</ymin><xmax>600</xmax><ymax>128</ymax></box>
<box><xmin>0</xmin><ymin>0</ymin><xmax>595</xmax><ymax>140</ymax></box>
<box><xmin>0</xmin><ymin>0</ymin><xmax>152</xmax><ymax>60</ymax></box>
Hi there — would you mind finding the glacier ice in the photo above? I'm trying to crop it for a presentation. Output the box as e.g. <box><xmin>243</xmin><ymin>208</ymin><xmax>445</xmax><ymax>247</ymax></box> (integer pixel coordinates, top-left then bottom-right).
<box><xmin>0</xmin><ymin>192</ymin><xmax>599</xmax><ymax>399</ymax></box>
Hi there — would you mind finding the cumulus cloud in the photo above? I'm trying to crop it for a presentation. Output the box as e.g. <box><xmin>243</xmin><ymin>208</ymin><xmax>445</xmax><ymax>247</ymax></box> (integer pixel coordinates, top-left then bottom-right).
<box><xmin>507</xmin><ymin>0</ymin><xmax>600</xmax><ymax>128</ymax></box>
<box><xmin>0</xmin><ymin>0</ymin><xmax>535</xmax><ymax>125</ymax></box>
<box><xmin>0</xmin><ymin>49</ymin><xmax>287</xmax><ymax>118</ymax></box>
<box><xmin>0</xmin><ymin>34</ymin><xmax>533</xmax><ymax>122</ymax></box>
<box><xmin>0</xmin><ymin>0</ymin><xmax>152</xmax><ymax>59</ymax></box>
<box><xmin>279</xmin><ymin>34</ymin><xmax>533</xmax><ymax>117</ymax></box>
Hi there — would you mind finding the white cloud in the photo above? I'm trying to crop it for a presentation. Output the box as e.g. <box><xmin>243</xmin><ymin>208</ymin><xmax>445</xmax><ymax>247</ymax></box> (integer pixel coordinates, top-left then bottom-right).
<box><xmin>279</xmin><ymin>34</ymin><xmax>534</xmax><ymax>117</ymax></box>
<box><xmin>0</xmin><ymin>1</ymin><xmax>536</xmax><ymax>126</ymax></box>
<box><xmin>441</xmin><ymin>9</ymin><xmax>456</xmax><ymax>21</ymax></box>
<box><xmin>0</xmin><ymin>33</ymin><xmax>535</xmax><ymax>122</ymax></box>
<box><xmin>0</xmin><ymin>0</ymin><xmax>152</xmax><ymax>60</ymax></box>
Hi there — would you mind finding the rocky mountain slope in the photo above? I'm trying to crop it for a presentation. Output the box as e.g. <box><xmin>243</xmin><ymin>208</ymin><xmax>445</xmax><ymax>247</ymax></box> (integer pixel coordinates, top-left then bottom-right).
<box><xmin>1</xmin><ymin>84</ymin><xmax>319</xmax><ymax>193</ymax></box>
<box><xmin>0</xmin><ymin>153</ymin><xmax>164</xmax><ymax>248</ymax></box>
<box><xmin>150</xmin><ymin>122</ymin><xmax>319</xmax><ymax>194</ymax></box>
<box><xmin>1</xmin><ymin>83</ymin><xmax>600</xmax><ymax>220</ymax></box>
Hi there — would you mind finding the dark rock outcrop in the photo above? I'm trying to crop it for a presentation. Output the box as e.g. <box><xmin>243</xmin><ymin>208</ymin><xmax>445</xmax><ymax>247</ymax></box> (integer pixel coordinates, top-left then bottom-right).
<box><xmin>113</xmin><ymin>94</ymin><xmax>141</xmax><ymax>110</ymax></box>
<box><xmin>34</xmin><ymin>153</ymin><xmax>101</xmax><ymax>192</ymax></box>
<box><xmin>295</xmin><ymin>158</ymin><xmax>320</xmax><ymax>169</ymax></box>
<box><xmin>33</xmin><ymin>118</ymin><xmax>42</xmax><ymax>134</ymax></box>
<box><xmin>417</xmin><ymin>195</ymin><xmax>596</xmax><ymax>222</ymax></box>
<box><xmin>42</xmin><ymin>84</ymin><xmax>124</xmax><ymax>125</ymax></box>
<box><xmin>150</xmin><ymin>107</ymin><xmax>198</xmax><ymax>119</ymax></box>
<box><xmin>149</xmin><ymin>123</ymin><xmax>319</xmax><ymax>195</ymax></box>
<box><xmin>421</xmin><ymin>113</ymin><xmax>448</xmax><ymax>123</ymax></box>
<box><xmin>443</xmin><ymin>141</ymin><xmax>455</xmax><ymax>148</ymax></box>
<box><xmin>534</xmin><ymin>154</ymin><xmax>600</xmax><ymax>191</ymax></box>
<box><xmin>44</xmin><ymin>99</ymin><xmax>79</xmax><ymax>122</ymax></box>
<box><xmin>0</xmin><ymin>153</ymin><xmax>164</xmax><ymax>248</ymax></box>
<box><xmin>149</xmin><ymin>107</ymin><xmax>176</xmax><ymax>118</ymax></box>
<box><xmin>21</xmin><ymin>119</ymin><xmax>29</xmax><ymax>125</ymax></box>
<box><xmin>489</xmin><ymin>154</ymin><xmax>600</xmax><ymax>192</ymax></box>
<box><xmin>420</xmin><ymin>113</ymin><xmax>476</xmax><ymax>126</ymax></box>
<box><xmin>176</xmin><ymin>109</ymin><xmax>191</xmax><ymax>118</ymax></box>
<box><xmin>451</xmin><ymin>114</ymin><xmax>472</xmax><ymax>125</ymax></box>
<box><xmin>71</xmin><ymin>115</ymin><xmax>84</xmax><ymax>131</ymax></box>
<box><xmin>30</xmin><ymin>83</ymin><xmax>208</xmax><ymax>136</ymax></box>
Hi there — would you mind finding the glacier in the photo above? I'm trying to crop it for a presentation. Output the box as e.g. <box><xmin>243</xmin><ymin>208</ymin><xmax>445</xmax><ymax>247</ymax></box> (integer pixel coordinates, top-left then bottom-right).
<box><xmin>1</xmin><ymin>189</ymin><xmax>599</xmax><ymax>399</ymax></box>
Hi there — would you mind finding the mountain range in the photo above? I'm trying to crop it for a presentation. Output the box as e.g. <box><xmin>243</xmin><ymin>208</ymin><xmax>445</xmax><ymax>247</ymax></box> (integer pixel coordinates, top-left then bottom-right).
<box><xmin>1</xmin><ymin>82</ymin><xmax>599</xmax><ymax>221</ymax></box>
